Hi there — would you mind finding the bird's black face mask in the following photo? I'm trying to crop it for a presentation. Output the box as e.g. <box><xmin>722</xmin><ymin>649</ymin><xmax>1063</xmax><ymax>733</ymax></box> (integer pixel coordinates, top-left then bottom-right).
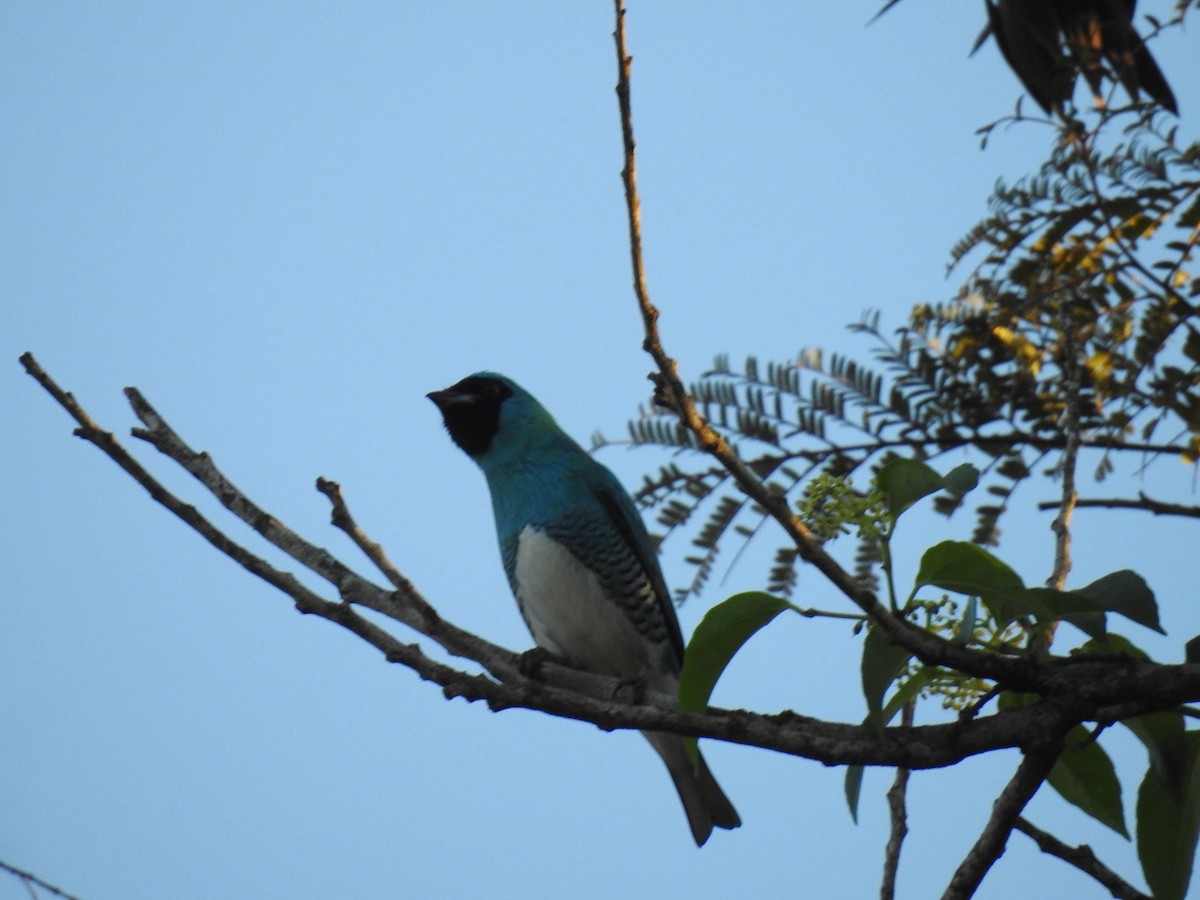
<box><xmin>428</xmin><ymin>375</ymin><xmax>512</xmax><ymax>457</ymax></box>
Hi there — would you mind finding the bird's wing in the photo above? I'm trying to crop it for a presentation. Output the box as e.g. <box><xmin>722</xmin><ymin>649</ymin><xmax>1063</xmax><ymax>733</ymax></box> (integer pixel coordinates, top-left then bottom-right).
<box><xmin>988</xmin><ymin>0</ymin><xmax>1070</xmax><ymax>114</ymax></box>
<box><xmin>589</xmin><ymin>477</ymin><xmax>686</xmax><ymax>665</ymax></box>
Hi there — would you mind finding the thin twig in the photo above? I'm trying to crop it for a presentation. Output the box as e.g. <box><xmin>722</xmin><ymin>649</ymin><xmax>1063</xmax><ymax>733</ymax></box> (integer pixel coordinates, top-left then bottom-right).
<box><xmin>608</xmin><ymin>2</ymin><xmax>1057</xmax><ymax>691</ymax></box>
<box><xmin>1040</xmin><ymin>494</ymin><xmax>1200</xmax><ymax>519</ymax></box>
<box><xmin>0</xmin><ymin>860</ymin><xmax>81</xmax><ymax>900</ymax></box>
<box><xmin>1048</xmin><ymin>304</ymin><xmax>1081</xmax><ymax>593</ymax></box>
<box><xmin>120</xmin><ymin>382</ymin><xmax>520</xmax><ymax>683</ymax></box>
<box><xmin>18</xmin><ymin>353</ymin><xmax>333</xmax><ymax>611</ymax></box>
<box><xmin>314</xmin><ymin>477</ymin><xmax>437</xmax><ymax>619</ymax></box>
<box><xmin>941</xmin><ymin>743</ymin><xmax>1063</xmax><ymax>899</ymax></box>
<box><xmin>880</xmin><ymin>703</ymin><xmax>915</xmax><ymax>900</ymax></box>
<box><xmin>611</xmin><ymin>2</ymin><xmax>844</xmax><ymax>586</ymax></box>
<box><xmin>958</xmin><ymin>686</ymin><xmax>1001</xmax><ymax>723</ymax></box>
<box><xmin>1015</xmin><ymin>817</ymin><xmax>1149</xmax><ymax>900</ymax></box>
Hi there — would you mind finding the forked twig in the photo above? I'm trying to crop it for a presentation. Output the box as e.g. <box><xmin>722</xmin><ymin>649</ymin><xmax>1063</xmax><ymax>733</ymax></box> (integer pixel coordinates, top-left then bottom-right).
<box><xmin>1015</xmin><ymin>817</ymin><xmax>1149</xmax><ymax>900</ymax></box>
<box><xmin>942</xmin><ymin>744</ymin><xmax>1063</xmax><ymax>899</ymax></box>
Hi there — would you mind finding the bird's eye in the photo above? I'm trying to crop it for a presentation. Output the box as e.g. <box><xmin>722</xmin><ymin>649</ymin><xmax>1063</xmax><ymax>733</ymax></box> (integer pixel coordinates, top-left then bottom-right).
<box><xmin>476</xmin><ymin>379</ymin><xmax>510</xmax><ymax>401</ymax></box>
<box><xmin>451</xmin><ymin>375</ymin><xmax>511</xmax><ymax>405</ymax></box>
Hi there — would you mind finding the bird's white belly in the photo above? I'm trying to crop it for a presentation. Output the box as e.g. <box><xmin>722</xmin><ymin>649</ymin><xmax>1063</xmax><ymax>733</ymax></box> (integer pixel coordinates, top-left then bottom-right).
<box><xmin>513</xmin><ymin>526</ymin><xmax>649</xmax><ymax>681</ymax></box>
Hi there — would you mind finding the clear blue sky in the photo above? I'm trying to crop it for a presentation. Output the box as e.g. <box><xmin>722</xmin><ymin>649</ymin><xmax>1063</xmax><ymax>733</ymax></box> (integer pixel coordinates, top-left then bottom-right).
<box><xmin>4</xmin><ymin>3</ymin><xmax>1198</xmax><ymax>898</ymax></box>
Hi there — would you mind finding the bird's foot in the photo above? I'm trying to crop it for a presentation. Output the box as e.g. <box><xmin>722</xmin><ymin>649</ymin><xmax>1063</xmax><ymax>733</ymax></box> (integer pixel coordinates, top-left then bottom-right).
<box><xmin>613</xmin><ymin>672</ymin><xmax>649</xmax><ymax>705</ymax></box>
<box><xmin>517</xmin><ymin>646</ymin><xmax>557</xmax><ymax>679</ymax></box>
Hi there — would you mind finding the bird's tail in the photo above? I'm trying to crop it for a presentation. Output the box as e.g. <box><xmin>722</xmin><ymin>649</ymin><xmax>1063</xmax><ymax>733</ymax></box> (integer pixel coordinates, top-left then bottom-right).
<box><xmin>1125</xmin><ymin>39</ymin><xmax>1178</xmax><ymax>115</ymax></box>
<box><xmin>644</xmin><ymin>730</ymin><xmax>741</xmax><ymax>847</ymax></box>
<box><xmin>1092</xmin><ymin>14</ymin><xmax>1179</xmax><ymax>114</ymax></box>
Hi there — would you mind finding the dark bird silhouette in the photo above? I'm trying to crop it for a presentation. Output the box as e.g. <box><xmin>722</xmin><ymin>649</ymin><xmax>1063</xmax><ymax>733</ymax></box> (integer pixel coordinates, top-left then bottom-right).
<box><xmin>981</xmin><ymin>0</ymin><xmax>1177</xmax><ymax>115</ymax></box>
<box><xmin>875</xmin><ymin>0</ymin><xmax>1178</xmax><ymax>116</ymax></box>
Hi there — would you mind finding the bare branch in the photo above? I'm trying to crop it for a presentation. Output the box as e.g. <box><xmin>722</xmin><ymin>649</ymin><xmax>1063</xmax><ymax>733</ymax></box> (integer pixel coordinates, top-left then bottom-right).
<box><xmin>1047</xmin><ymin>307</ymin><xmax>1081</xmax><ymax>593</ymax></box>
<box><xmin>880</xmin><ymin>703</ymin><xmax>915</xmax><ymax>900</ymax></box>
<box><xmin>1040</xmin><ymin>493</ymin><xmax>1200</xmax><ymax>519</ymax></box>
<box><xmin>611</xmin><ymin>2</ymin><xmax>879</xmax><ymax>615</ymax></box>
<box><xmin>608</xmin><ymin>4</ymin><xmax>1072</xmax><ymax>692</ymax></box>
<box><xmin>21</xmin><ymin>352</ymin><xmax>1200</xmax><ymax>772</ymax></box>
<box><xmin>119</xmin><ymin>382</ymin><xmax>520</xmax><ymax>683</ymax></box>
<box><xmin>1015</xmin><ymin>817</ymin><xmax>1149</xmax><ymax>900</ymax></box>
<box><xmin>760</xmin><ymin>434</ymin><xmax>1194</xmax><ymax>463</ymax></box>
<box><xmin>941</xmin><ymin>743</ymin><xmax>1063</xmax><ymax>899</ymax></box>
<box><xmin>316</xmin><ymin>477</ymin><xmax>417</xmax><ymax>591</ymax></box>
<box><xmin>19</xmin><ymin>353</ymin><xmax>335</xmax><ymax>612</ymax></box>
<box><xmin>0</xmin><ymin>860</ymin><xmax>80</xmax><ymax>900</ymax></box>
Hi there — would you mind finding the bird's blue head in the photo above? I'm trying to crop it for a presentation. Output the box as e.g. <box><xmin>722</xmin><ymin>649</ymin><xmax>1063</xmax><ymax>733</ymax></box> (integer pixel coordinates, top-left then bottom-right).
<box><xmin>427</xmin><ymin>372</ymin><xmax>566</xmax><ymax>464</ymax></box>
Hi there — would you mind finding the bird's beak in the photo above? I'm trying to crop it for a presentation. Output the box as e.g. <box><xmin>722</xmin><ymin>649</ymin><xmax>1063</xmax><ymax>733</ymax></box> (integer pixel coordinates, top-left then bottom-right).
<box><xmin>427</xmin><ymin>388</ymin><xmax>465</xmax><ymax>412</ymax></box>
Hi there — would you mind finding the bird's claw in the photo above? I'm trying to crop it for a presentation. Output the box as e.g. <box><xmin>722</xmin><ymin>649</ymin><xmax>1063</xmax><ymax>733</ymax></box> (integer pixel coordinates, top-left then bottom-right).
<box><xmin>613</xmin><ymin>672</ymin><xmax>649</xmax><ymax>705</ymax></box>
<box><xmin>517</xmin><ymin>646</ymin><xmax>556</xmax><ymax>678</ymax></box>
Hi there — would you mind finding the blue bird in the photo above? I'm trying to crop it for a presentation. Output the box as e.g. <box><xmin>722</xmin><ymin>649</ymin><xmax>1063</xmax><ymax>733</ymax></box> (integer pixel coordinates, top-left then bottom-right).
<box><xmin>429</xmin><ymin>372</ymin><xmax>740</xmax><ymax>846</ymax></box>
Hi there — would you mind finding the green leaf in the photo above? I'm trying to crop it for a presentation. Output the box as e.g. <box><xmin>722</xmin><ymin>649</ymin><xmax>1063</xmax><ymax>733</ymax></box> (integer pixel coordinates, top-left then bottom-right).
<box><xmin>941</xmin><ymin>462</ymin><xmax>980</xmax><ymax>495</ymax></box>
<box><xmin>1136</xmin><ymin>733</ymin><xmax>1200</xmax><ymax>900</ymax></box>
<box><xmin>844</xmin><ymin>765</ymin><xmax>864</xmax><ymax>824</ymax></box>
<box><xmin>679</xmin><ymin>592</ymin><xmax>794</xmax><ymax>715</ymax></box>
<box><xmin>1023</xmin><ymin>587</ymin><xmax>1107</xmax><ymax>639</ymax></box>
<box><xmin>881</xmin><ymin>667</ymin><xmax>933</xmax><ymax>722</ymax></box>
<box><xmin>914</xmin><ymin>540</ymin><xmax>1025</xmax><ymax>598</ymax></box>
<box><xmin>876</xmin><ymin>458</ymin><xmax>946</xmax><ymax>519</ymax></box>
<box><xmin>1010</xmin><ymin>588</ymin><xmax>1063</xmax><ymax>621</ymax></box>
<box><xmin>1126</xmin><ymin>712</ymin><xmax>1200</xmax><ymax>899</ymax></box>
<box><xmin>1187</xmin><ymin>635</ymin><xmax>1200</xmax><ymax>664</ymax></box>
<box><xmin>1047</xmin><ymin>726</ymin><xmax>1128</xmax><ymax>837</ymax></box>
<box><xmin>679</xmin><ymin>591</ymin><xmax>795</xmax><ymax>763</ymax></box>
<box><xmin>1180</xmin><ymin>193</ymin><xmax>1200</xmax><ymax>229</ymax></box>
<box><xmin>1125</xmin><ymin>711</ymin><xmax>1188</xmax><ymax>793</ymax></box>
<box><xmin>1075</xmin><ymin>633</ymin><xmax>1149</xmax><ymax>660</ymax></box>
<box><xmin>1000</xmin><ymin>688</ymin><xmax>1129</xmax><ymax>837</ymax></box>
<box><xmin>913</xmin><ymin>540</ymin><xmax>1027</xmax><ymax>626</ymax></box>
<box><xmin>951</xmin><ymin>594</ymin><xmax>979</xmax><ymax>645</ymax></box>
<box><xmin>845</xmin><ymin>668</ymin><xmax>931</xmax><ymax>823</ymax></box>
<box><xmin>875</xmin><ymin>459</ymin><xmax>980</xmax><ymax>522</ymax></box>
<box><xmin>997</xmin><ymin>690</ymin><xmax>1035</xmax><ymax>712</ymax></box>
<box><xmin>1076</xmin><ymin>570</ymin><xmax>1164</xmax><ymax>634</ymax></box>
<box><xmin>861</xmin><ymin>624</ymin><xmax>911</xmax><ymax>728</ymax></box>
